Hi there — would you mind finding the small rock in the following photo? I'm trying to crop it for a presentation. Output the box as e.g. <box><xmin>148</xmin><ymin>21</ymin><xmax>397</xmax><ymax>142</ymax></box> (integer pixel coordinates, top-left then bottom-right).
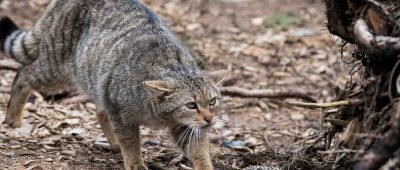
<box><xmin>45</xmin><ymin>158</ymin><xmax>53</xmax><ymax>162</ymax></box>
<box><xmin>109</xmin><ymin>159</ymin><xmax>118</xmax><ymax>164</ymax></box>
<box><xmin>213</xmin><ymin>121</ymin><xmax>225</xmax><ymax>129</ymax></box>
<box><xmin>223</xmin><ymin>140</ymin><xmax>246</xmax><ymax>149</ymax></box>
<box><xmin>180</xmin><ymin>164</ymin><xmax>192</xmax><ymax>170</ymax></box>
<box><xmin>243</xmin><ymin>46</ymin><xmax>269</xmax><ymax>57</ymax></box>
<box><xmin>94</xmin><ymin>158</ymin><xmax>106</xmax><ymax>162</ymax></box>
<box><xmin>9</xmin><ymin>145</ymin><xmax>21</xmax><ymax>149</ymax></box>
<box><xmin>290</xmin><ymin>113</ymin><xmax>305</xmax><ymax>121</ymax></box>
<box><xmin>85</xmin><ymin>103</ymin><xmax>96</xmax><ymax>110</ymax></box>
<box><xmin>289</xmin><ymin>28</ymin><xmax>316</xmax><ymax>37</ymax></box>
<box><xmin>186</xmin><ymin>23</ymin><xmax>202</xmax><ymax>31</ymax></box>
<box><xmin>37</xmin><ymin>128</ymin><xmax>51</xmax><ymax>137</ymax></box>
<box><xmin>0</xmin><ymin>133</ymin><xmax>8</xmax><ymax>140</ymax></box>
<box><xmin>64</xmin><ymin>118</ymin><xmax>80</xmax><ymax>125</ymax></box>
<box><xmin>0</xmin><ymin>151</ymin><xmax>15</xmax><ymax>157</ymax></box>
<box><xmin>94</xmin><ymin>141</ymin><xmax>110</xmax><ymax>148</ymax></box>
<box><xmin>245</xmin><ymin>137</ymin><xmax>258</xmax><ymax>146</ymax></box>
<box><xmin>61</xmin><ymin>150</ymin><xmax>76</xmax><ymax>156</ymax></box>
<box><xmin>251</xmin><ymin>17</ymin><xmax>264</xmax><ymax>26</ymax></box>
<box><xmin>68</xmin><ymin>128</ymin><xmax>86</xmax><ymax>135</ymax></box>
<box><xmin>7</xmin><ymin>123</ymin><xmax>34</xmax><ymax>138</ymax></box>
<box><xmin>38</xmin><ymin>140</ymin><xmax>55</xmax><ymax>145</ymax></box>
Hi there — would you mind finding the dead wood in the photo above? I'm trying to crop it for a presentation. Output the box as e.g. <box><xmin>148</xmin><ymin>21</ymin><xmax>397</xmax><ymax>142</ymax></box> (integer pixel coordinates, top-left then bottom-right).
<box><xmin>354</xmin><ymin>19</ymin><xmax>400</xmax><ymax>53</ymax></box>
<box><xmin>320</xmin><ymin>0</ymin><xmax>400</xmax><ymax>169</ymax></box>
<box><xmin>353</xmin><ymin>102</ymin><xmax>400</xmax><ymax>170</ymax></box>
<box><xmin>220</xmin><ymin>86</ymin><xmax>315</xmax><ymax>102</ymax></box>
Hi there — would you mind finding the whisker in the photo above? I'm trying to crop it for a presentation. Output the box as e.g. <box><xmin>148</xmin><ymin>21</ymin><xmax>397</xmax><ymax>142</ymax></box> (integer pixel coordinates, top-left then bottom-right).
<box><xmin>193</xmin><ymin>125</ymin><xmax>198</xmax><ymax>150</ymax></box>
<box><xmin>181</xmin><ymin>123</ymin><xmax>194</xmax><ymax>150</ymax></box>
<box><xmin>197</xmin><ymin>125</ymin><xmax>200</xmax><ymax>147</ymax></box>
<box><xmin>176</xmin><ymin>123</ymin><xmax>192</xmax><ymax>148</ymax></box>
<box><xmin>187</xmin><ymin>123</ymin><xmax>195</xmax><ymax>152</ymax></box>
<box><xmin>176</xmin><ymin>121</ymin><xmax>191</xmax><ymax>130</ymax></box>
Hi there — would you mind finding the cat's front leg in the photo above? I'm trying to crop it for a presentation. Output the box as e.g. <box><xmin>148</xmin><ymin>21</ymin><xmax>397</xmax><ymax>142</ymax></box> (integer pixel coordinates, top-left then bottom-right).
<box><xmin>115</xmin><ymin>125</ymin><xmax>148</xmax><ymax>170</ymax></box>
<box><xmin>172</xmin><ymin>127</ymin><xmax>213</xmax><ymax>170</ymax></box>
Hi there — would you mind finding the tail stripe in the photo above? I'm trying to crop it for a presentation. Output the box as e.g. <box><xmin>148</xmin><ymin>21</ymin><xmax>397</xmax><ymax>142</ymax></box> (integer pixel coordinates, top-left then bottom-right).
<box><xmin>4</xmin><ymin>30</ymin><xmax>23</xmax><ymax>60</ymax></box>
<box><xmin>14</xmin><ymin>32</ymin><xmax>33</xmax><ymax>63</ymax></box>
<box><xmin>20</xmin><ymin>33</ymin><xmax>32</xmax><ymax>60</ymax></box>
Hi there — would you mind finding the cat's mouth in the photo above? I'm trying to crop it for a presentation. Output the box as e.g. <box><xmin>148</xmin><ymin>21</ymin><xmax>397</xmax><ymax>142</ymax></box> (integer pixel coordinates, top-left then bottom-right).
<box><xmin>175</xmin><ymin>121</ymin><xmax>214</xmax><ymax>132</ymax></box>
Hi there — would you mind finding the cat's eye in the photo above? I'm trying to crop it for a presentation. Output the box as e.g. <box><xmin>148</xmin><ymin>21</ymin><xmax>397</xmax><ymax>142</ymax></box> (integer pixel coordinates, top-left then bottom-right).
<box><xmin>209</xmin><ymin>97</ymin><xmax>217</xmax><ymax>106</ymax></box>
<box><xmin>185</xmin><ymin>102</ymin><xmax>197</xmax><ymax>110</ymax></box>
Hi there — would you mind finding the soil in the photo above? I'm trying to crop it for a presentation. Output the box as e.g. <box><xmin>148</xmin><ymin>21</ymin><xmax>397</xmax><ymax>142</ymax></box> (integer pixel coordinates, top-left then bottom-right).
<box><xmin>0</xmin><ymin>0</ymin><xmax>351</xmax><ymax>169</ymax></box>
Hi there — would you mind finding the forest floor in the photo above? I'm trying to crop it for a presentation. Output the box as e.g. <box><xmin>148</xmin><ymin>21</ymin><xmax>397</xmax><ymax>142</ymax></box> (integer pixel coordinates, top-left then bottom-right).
<box><xmin>0</xmin><ymin>0</ymin><xmax>353</xmax><ymax>169</ymax></box>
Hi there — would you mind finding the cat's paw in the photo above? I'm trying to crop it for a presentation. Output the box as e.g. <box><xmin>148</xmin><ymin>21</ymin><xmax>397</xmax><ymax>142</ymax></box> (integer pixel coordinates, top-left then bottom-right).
<box><xmin>128</xmin><ymin>163</ymin><xmax>148</xmax><ymax>170</ymax></box>
<box><xmin>3</xmin><ymin>117</ymin><xmax>22</xmax><ymax>128</ymax></box>
<box><xmin>109</xmin><ymin>144</ymin><xmax>121</xmax><ymax>153</ymax></box>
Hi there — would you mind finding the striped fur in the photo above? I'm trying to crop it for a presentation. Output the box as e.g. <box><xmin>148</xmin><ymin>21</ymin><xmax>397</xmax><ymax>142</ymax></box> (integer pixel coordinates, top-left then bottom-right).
<box><xmin>1</xmin><ymin>0</ymin><xmax>229</xmax><ymax>169</ymax></box>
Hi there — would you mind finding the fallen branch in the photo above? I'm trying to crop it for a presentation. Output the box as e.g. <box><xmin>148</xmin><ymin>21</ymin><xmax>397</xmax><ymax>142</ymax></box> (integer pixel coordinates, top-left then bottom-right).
<box><xmin>317</xmin><ymin>149</ymin><xmax>363</xmax><ymax>154</ymax></box>
<box><xmin>0</xmin><ymin>59</ymin><xmax>22</xmax><ymax>71</ymax></box>
<box><xmin>220</xmin><ymin>86</ymin><xmax>315</xmax><ymax>102</ymax></box>
<box><xmin>323</xmin><ymin>118</ymin><xmax>348</xmax><ymax>126</ymax></box>
<box><xmin>285</xmin><ymin>99</ymin><xmax>363</xmax><ymax>109</ymax></box>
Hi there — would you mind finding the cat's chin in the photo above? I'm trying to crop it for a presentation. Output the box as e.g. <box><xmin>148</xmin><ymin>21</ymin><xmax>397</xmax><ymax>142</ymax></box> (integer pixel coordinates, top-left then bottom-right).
<box><xmin>199</xmin><ymin>122</ymin><xmax>215</xmax><ymax>129</ymax></box>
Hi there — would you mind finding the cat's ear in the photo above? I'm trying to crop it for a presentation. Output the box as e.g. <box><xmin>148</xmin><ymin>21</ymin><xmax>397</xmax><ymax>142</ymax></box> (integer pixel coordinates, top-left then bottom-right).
<box><xmin>143</xmin><ymin>80</ymin><xmax>178</xmax><ymax>100</ymax></box>
<box><xmin>206</xmin><ymin>70</ymin><xmax>230</xmax><ymax>85</ymax></box>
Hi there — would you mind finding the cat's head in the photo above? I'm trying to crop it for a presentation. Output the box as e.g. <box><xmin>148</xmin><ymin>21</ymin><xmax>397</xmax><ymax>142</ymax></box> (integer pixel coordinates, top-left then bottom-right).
<box><xmin>143</xmin><ymin>70</ymin><xmax>230</xmax><ymax>129</ymax></box>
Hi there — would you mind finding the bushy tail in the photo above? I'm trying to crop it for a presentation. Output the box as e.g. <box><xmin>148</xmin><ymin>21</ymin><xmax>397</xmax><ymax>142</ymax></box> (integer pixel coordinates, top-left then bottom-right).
<box><xmin>0</xmin><ymin>17</ymin><xmax>36</xmax><ymax>65</ymax></box>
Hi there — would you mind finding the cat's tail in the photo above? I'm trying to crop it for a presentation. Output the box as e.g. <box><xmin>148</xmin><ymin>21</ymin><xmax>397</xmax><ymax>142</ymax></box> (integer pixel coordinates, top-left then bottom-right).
<box><xmin>0</xmin><ymin>17</ymin><xmax>37</xmax><ymax>65</ymax></box>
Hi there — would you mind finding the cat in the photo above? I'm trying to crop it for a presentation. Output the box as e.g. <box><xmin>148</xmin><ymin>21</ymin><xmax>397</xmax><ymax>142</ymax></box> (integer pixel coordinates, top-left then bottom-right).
<box><xmin>0</xmin><ymin>0</ymin><xmax>229</xmax><ymax>169</ymax></box>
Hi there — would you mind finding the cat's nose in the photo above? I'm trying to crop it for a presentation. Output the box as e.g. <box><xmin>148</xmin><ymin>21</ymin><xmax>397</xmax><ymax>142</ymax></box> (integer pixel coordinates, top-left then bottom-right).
<box><xmin>204</xmin><ymin>116</ymin><xmax>213</xmax><ymax>124</ymax></box>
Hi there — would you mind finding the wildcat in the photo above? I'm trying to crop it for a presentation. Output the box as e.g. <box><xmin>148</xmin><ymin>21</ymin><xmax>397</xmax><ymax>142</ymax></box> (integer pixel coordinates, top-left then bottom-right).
<box><xmin>0</xmin><ymin>0</ymin><xmax>229</xmax><ymax>169</ymax></box>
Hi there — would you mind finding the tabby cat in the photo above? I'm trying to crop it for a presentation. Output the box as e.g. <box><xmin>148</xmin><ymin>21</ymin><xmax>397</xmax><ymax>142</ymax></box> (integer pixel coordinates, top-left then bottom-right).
<box><xmin>0</xmin><ymin>0</ymin><xmax>229</xmax><ymax>169</ymax></box>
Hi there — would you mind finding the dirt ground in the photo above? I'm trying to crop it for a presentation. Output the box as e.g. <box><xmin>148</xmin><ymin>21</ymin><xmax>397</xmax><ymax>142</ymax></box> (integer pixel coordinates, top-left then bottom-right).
<box><xmin>0</xmin><ymin>0</ymin><xmax>352</xmax><ymax>169</ymax></box>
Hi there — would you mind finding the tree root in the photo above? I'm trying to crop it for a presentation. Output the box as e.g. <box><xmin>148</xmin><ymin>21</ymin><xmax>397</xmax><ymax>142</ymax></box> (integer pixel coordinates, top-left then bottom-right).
<box><xmin>354</xmin><ymin>19</ymin><xmax>400</xmax><ymax>53</ymax></box>
<box><xmin>354</xmin><ymin>102</ymin><xmax>400</xmax><ymax>170</ymax></box>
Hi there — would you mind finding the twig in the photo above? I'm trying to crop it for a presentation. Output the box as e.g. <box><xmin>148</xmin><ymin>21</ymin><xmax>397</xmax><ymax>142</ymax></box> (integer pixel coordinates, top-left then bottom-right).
<box><xmin>285</xmin><ymin>99</ymin><xmax>363</xmax><ymax>109</ymax></box>
<box><xmin>317</xmin><ymin>149</ymin><xmax>362</xmax><ymax>154</ymax></box>
<box><xmin>326</xmin><ymin>108</ymin><xmax>339</xmax><ymax>114</ymax></box>
<box><xmin>354</xmin><ymin>101</ymin><xmax>400</xmax><ymax>170</ymax></box>
<box><xmin>323</xmin><ymin>118</ymin><xmax>348</xmax><ymax>126</ymax></box>
<box><xmin>287</xmin><ymin>132</ymin><xmax>323</xmax><ymax>149</ymax></box>
<box><xmin>0</xmin><ymin>59</ymin><xmax>22</xmax><ymax>71</ymax></box>
<box><xmin>220</xmin><ymin>86</ymin><xmax>316</xmax><ymax>102</ymax></box>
